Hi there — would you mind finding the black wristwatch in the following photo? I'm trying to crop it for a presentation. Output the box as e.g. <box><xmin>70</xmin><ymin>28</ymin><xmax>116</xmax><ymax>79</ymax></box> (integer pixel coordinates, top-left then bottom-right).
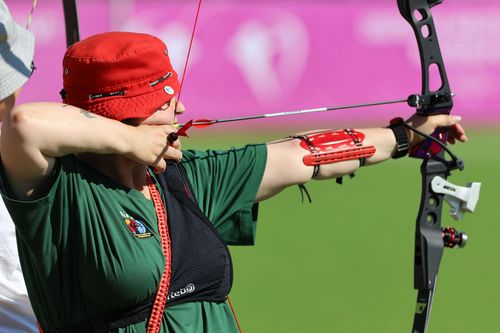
<box><xmin>388</xmin><ymin>117</ymin><xmax>409</xmax><ymax>159</ymax></box>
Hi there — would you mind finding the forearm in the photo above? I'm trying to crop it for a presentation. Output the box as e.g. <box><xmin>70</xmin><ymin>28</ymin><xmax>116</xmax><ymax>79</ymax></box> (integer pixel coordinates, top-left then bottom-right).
<box><xmin>258</xmin><ymin>126</ymin><xmax>399</xmax><ymax>200</ymax></box>
<box><xmin>286</xmin><ymin>127</ymin><xmax>397</xmax><ymax>180</ymax></box>
<box><xmin>314</xmin><ymin>127</ymin><xmax>397</xmax><ymax>178</ymax></box>
<box><xmin>4</xmin><ymin>102</ymin><xmax>131</xmax><ymax>158</ymax></box>
<box><xmin>1</xmin><ymin>102</ymin><xmax>135</xmax><ymax>198</ymax></box>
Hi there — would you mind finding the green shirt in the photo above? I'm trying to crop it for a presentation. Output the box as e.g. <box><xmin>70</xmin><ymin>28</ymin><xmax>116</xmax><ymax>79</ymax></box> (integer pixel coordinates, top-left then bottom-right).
<box><xmin>0</xmin><ymin>144</ymin><xmax>267</xmax><ymax>332</ymax></box>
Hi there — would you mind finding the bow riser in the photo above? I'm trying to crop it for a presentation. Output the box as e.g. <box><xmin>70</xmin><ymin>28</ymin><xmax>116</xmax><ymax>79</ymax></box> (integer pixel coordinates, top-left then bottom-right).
<box><xmin>398</xmin><ymin>0</ymin><xmax>453</xmax><ymax>116</ymax></box>
<box><xmin>397</xmin><ymin>1</ymin><xmax>457</xmax><ymax>332</ymax></box>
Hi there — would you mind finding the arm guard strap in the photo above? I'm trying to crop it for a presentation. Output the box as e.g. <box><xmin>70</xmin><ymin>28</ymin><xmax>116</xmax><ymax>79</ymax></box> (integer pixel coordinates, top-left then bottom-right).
<box><xmin>292</xmin><ymin>129</ymin><xmax>376</xmax><ymax>178</ymax></box>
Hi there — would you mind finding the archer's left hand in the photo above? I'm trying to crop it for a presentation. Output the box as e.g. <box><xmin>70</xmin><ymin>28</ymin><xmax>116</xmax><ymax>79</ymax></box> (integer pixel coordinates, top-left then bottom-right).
<box><xmin>405</xmin><ymin>114</ymin><xmax>468</xmax><ymax>147</ymax></box>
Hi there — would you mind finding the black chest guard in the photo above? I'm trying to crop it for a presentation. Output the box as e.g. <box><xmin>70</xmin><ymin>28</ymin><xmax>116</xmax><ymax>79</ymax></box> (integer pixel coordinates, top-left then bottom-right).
<box><xmin>158</xmin><ymin>162</ymin><xmax>233</xmax><ymax>306</ymax></box>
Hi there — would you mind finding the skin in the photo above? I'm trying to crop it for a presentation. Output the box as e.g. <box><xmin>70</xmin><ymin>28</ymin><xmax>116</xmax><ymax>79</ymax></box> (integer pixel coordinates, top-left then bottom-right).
<box><xmin>1</xmin><ymin>99</ymin><xmax>182</xmax><ymax>200</ymax></box>
<box><xmin>0</xmin><ymin>96</ymin><xmax>467</xmax><ymax>204</ymax></box>
<box><xmin>0</xmin><ymin>89</ymin><xmax>21</xmax><ymax>120</ymax></box>
<box><xmin>259</xmin><ymin>113</ymin><xmax>466</xmax><ymax>201</ymax></box>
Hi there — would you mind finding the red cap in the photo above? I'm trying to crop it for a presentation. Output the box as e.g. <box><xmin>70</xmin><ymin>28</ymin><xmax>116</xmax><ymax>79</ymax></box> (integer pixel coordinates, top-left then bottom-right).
<box><xmin>61</xmin><ymin>32</ymin><xmax>181</xmax><ymax>121</ymax></box>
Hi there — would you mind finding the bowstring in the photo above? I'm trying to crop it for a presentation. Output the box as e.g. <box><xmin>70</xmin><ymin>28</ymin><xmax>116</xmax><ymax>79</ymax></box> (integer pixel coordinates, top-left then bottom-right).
<box><xmin>26</xmin><ymin>0</ymin><xmax>38</xmax><ymax>30</ymax></box>
<box><xmin>175</xmin><ymin>0</ymin><xmax>203</xmax><ymax>112</ymax></box>
<box><xmin>171</xmin><ymin>1</ymin><xmax>244</xmax><ymax>332</ymax></box>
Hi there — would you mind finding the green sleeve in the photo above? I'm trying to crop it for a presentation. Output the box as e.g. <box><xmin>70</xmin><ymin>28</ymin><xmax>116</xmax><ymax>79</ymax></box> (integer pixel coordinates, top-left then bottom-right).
<box><xmin>180</xmin><ymin>144</ymin><xmax>267</xmax><ymax>245</ymax></box>
<box><xmin>0</xmin><ymin>158</ymin><xmax>65</xmax><ymax>257</ymax></box>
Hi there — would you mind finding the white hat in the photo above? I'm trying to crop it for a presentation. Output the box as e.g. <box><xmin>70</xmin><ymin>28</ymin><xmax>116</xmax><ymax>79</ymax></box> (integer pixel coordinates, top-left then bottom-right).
<box><xmin>0</xmin><ymin>0</ymin><xmax>35</xmax><ymax>100</ymax></box>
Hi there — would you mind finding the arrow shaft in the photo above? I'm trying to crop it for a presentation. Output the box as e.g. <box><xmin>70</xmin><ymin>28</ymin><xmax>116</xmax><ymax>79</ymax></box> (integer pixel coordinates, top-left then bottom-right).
<box><xmin>188</xmin><ymin>97</ymin><xmax>408</xmax><ymax>126</ymax></box>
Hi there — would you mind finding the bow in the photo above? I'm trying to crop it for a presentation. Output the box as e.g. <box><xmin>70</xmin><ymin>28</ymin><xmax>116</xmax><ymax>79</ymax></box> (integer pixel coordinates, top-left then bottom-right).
<box><xmin>62</xmin><ymin>0</ymin><xmax>80</xmax><ymax>47</ymax></box>
<box><xmin>397</xmin><ymin>1</ymin><xmax>480</xmax><ymax>332</ymax></box>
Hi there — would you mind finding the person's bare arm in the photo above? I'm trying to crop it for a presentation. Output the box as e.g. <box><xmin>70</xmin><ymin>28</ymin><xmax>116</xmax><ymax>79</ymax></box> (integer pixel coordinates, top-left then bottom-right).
<box><xmin>0</xmin><ymin>102</ymin><xmax>180</xmax><ymax>199</ymax></box>
<box><xmin>256</xmin><ymin>114</ymin><xmax>466</xmax><ymax>201</ymax></box>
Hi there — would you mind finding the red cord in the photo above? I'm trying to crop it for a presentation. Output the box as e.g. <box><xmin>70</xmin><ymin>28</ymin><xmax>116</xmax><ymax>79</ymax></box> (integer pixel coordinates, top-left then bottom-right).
<box><xmin>37</xmin><ymin>321</ymin><xmax>44</xmax><ymax>333</ymax></box>
<box><xmin>146</xmin><ymin>173</ymin><xmax>172</xmax><ymax>333</ymax></box>
<box><xmin>148</xmin><ymin>3</ymin><xmax>203</xmax><ymax>328</ymax></box>
<box><xmin>227</xmin><ymin>296</ymin><xmax>243</xmax><ymax>333</ymax></box>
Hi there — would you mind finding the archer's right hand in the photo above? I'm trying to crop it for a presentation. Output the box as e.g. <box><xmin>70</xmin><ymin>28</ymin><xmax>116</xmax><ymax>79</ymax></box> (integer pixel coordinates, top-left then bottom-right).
<box><xmin>126</xmin><ymin>124</ymin><xmax>182</xmax><ymax>173</ymax></box>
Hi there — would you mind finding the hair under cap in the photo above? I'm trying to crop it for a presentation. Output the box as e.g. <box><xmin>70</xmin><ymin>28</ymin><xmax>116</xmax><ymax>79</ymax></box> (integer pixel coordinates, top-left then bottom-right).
<box><xmin>61</xmin><ymin>31</ymin><xmax>181</xmax><ymax>121</ymax></box>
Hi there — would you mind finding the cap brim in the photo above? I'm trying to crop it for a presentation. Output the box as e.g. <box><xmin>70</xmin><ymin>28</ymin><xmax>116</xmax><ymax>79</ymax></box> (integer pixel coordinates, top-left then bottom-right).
<box><xmin>0</xmin><ymin>22</ymin><xmax>35</xmax><ymax>100</ymax></box>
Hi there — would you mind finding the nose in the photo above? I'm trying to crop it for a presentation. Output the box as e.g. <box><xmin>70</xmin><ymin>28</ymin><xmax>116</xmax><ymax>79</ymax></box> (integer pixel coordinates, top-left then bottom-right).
<box><xmin>174</xmin><ymin>99</ymin><xmax>186</xmax><ymax>115</ymax></box>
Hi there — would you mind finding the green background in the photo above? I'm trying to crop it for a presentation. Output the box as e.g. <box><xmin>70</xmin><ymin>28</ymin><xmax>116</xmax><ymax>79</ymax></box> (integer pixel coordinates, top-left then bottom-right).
<box><xmin>184</xmin><ymin>129</ymin><xmax>498</xmax><ymax>333</ymax></box>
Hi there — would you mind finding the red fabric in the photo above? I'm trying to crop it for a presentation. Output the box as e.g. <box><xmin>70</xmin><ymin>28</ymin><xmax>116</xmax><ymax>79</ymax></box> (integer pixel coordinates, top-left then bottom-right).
<box><xmin>62</xmin><ymin>32</ymin><xmax>180</xmax><ymax>121</ymax></box>
<box><xmin>146</xmin><ymin>174</ymin><xmax>172</xmax><ymax>333</ymax></box>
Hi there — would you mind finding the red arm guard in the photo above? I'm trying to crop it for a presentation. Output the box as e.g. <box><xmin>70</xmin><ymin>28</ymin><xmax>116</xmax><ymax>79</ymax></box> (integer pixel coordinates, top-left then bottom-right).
<box><xmin>293</xmin><ymin>129</ymin><xmax>376</xmax><ymax>171</ymax></box>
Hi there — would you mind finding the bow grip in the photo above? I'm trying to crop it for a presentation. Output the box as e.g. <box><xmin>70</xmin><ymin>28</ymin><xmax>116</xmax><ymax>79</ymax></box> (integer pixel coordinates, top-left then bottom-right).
<box><xmin>409</xmin><ymin>127</ymin><xmax>448</xmax><ymax>159</ymax></box>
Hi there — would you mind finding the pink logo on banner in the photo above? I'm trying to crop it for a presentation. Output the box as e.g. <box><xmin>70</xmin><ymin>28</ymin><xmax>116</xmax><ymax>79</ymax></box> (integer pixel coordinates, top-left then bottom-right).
<box><xmin>225</xmin><ymin>11</ymin><xmax>309</xmax><ymax>105</ymax></box>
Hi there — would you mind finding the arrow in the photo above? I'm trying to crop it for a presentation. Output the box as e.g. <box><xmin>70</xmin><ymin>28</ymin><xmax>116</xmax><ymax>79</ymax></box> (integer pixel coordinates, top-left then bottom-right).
<box><xmin>171</xmin><ymin>93</ymin><xmax>455</xmax><ymax>141</ymax></box>
<box><xmin>176</xmin><ymin>95</ymin><xmax>434</xmax><ymax>129</ymax></box>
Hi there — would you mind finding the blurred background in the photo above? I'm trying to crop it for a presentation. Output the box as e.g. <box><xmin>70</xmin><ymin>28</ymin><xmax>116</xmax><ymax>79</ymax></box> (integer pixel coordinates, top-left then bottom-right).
<box><xmin>9</xmin><ymin>0</ymin><xmax>500</xmax><ymax>332</ymax></box>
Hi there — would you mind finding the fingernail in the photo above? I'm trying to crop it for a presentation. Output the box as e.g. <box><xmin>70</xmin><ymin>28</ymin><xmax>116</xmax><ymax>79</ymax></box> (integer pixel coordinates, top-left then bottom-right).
<box><xmin>453</xmin><ymin>115</ymin><xmax>462</xmax><ymax>121</ymax></box>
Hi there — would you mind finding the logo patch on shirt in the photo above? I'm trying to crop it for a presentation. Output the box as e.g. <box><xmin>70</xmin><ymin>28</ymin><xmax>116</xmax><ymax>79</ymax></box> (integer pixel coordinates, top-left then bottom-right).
<box><xmin>121</xmin><ymin>212</ymin><xmax>153</xmax><ymax>239</ymax></box>
<box><xmin>167</xmin><ymin>283</ymin><xmax>196</xmax><ymax>301</ymax></box>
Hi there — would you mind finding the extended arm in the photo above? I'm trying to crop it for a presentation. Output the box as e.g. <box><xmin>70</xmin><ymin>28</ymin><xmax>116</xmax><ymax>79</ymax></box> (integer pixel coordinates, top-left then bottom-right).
<box><xmin>256</xmin><ymin>114</ymin><xmax>466</xmax><ymax>201</ymax></box>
